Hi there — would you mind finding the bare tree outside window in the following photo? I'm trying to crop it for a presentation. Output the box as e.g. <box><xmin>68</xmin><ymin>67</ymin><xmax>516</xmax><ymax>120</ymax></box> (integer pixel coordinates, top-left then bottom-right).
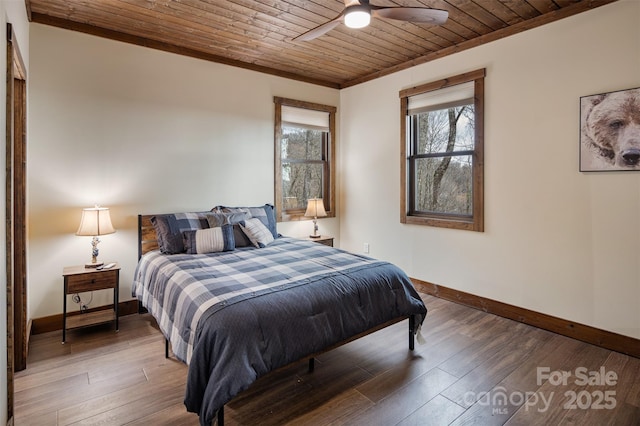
<box><xmin>274</xmin><ymin>97</ymin><xmax>336</xmax><ymax>222</ymax></box>
<box><xmin>281</xmin><ymin>127</ymin><xmax>325</xmax><ymax>210</ymax></box>
<box><xmin>400</xmin><ymin>69</ymin><xmax>485</xmax><ymax>232</ymax></box>
<box><xmin>414</xmin><ymin>105</ymin><xmax>475</xmax><ymax>215</ymax></box>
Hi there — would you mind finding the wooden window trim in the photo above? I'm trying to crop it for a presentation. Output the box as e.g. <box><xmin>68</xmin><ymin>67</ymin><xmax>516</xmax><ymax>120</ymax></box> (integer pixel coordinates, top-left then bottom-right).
<box><xmin>274</xmin><ymin>96</ymin><xmax>336</xmax><ymax>222</ymax></box>
<box><xmin>400</xmin><ymin>69</ymin><xmax>485</xmax><ymax>232</ymax></box>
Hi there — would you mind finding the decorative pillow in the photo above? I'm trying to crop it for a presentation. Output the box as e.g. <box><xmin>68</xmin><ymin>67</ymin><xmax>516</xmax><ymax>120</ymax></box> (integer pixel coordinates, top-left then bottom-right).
<box><xmin>183</xmin><ymin>224</ymin><xmax>235</xmax><ymax>254</ymax></box>
<box><xmin>205</xmin><ymin>212</ymin><xmax>253</xmax><ymax>248</ymax></box>
<box><xmin>150</xmin><ymin>215</ymin><xmax>183</xmax><ymax>255</ymax></box>
<box><xmin>150</xmin><ymin>212</ymin><xmax>210</xmax><ymax>254</ymax></box>
<box><xmin>239</xmin><ymin>218</ymin><xmax>275</xmax><ymax>248</ymax></box>
<box><xmin>212</xmin><ymin>204</ymin><xmax>278</xmax><ymax>239</ymax></box>
<box><xmin>231</xmin><ymin>224</ymin><xmax>253</xmax><ymax>248</ymax></box>
<box><xmin>205</xmin><ymin>212</ymin><xmax>249</xmax><ymax>228</ymax></box>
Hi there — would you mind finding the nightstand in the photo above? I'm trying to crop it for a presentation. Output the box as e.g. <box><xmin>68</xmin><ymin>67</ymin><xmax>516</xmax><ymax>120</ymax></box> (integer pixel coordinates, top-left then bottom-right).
<box><xmin>306</xmin><ymin>235</ymin><xmax>334</xmax><ymax>247</ymax></box>
<box><xmin>62</xmin><ymin>263</ymin><xmax>120</xmax><ymax>343</ymax></box>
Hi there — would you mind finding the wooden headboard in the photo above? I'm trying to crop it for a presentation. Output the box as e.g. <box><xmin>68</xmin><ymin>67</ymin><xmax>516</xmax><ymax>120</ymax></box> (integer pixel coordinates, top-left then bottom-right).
<box><xmin>138</xmin><ymin>214</ymin><xmax>159</xmax><ymax>259</ymax></box>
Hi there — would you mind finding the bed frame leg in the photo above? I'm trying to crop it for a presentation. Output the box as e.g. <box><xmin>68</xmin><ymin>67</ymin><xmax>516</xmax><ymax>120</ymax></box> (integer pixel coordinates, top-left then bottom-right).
<box><xmin>409</xmin><ymin>315</ymin><xmax>415</xmax><ymax>351</ymax></box>
<box><xmin>165</xmin><ymin>338</ymin><xmax>169</xmax><ymax>358</ymax></box>
<box><xmin>308</xmin><ymin>357</ymin><xmax>315</xmax><ymax>372</ymax></box>
<box><xmin>137</xmin><ymin>300</ymin><xmax>148</xmax><ymax>314</ymax></box>
<box><xmin>217</xmin><ymin>406</ymin><xmax>224</xmax><ymax>426</ymax></box>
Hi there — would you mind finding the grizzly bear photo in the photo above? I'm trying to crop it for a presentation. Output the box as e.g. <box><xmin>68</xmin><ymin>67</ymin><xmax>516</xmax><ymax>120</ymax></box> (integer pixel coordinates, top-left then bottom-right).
<box><xmin>580</xmin><ymin>87</ymin><xmax>640</xmax><ymax>171</ymax></box>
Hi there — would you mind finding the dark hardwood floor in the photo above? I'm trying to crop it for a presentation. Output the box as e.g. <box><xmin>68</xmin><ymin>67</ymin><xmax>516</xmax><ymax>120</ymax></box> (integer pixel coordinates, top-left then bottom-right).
<box><xmin>15</xmin><ymin>294</ymin><xmax>640</xmax><ymax>425</ymax></box>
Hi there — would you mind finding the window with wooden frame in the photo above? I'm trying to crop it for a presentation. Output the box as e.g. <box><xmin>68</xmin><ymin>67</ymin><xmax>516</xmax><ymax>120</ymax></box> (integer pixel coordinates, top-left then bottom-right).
<box><xmin>400</xmin><ymin>69</ymin><xmax>485</xmax><ymax>231</ymax></box>
<box><xmin>274</xmin><ymin>97</ymin><xmax>336</xmax><ymax>222</ymax></box>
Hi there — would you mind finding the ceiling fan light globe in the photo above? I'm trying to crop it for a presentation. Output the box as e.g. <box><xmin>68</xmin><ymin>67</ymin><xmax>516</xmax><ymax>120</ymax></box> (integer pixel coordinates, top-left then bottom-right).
<box><xmin>345</xmin><ymin>10</ymin><xmax>371</xmax><ymax>28</ymax></box>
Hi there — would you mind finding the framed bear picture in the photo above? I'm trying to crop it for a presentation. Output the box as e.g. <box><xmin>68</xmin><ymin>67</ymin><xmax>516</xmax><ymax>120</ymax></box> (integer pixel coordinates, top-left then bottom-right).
<box><xmin>580</xmin><ymin>87</ymin><xmax>640</xmax><ymax>172</ymax></box>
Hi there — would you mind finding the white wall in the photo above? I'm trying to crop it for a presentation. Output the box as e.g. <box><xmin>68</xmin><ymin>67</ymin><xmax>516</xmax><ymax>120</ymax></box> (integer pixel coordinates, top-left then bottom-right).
<box><xmin>27</xmin><ymin>1</ymin><xmax>640</xmax><ymax>343</ymax></box>
<box><xmin>340</xmin><ymin>0</ymin><xmax>640</xmax><ymax>339</ymax></box>
<box><xmin>28</xmin><ymin>24</ymin><xmax>339</xmax><ymax>318</ymax></box>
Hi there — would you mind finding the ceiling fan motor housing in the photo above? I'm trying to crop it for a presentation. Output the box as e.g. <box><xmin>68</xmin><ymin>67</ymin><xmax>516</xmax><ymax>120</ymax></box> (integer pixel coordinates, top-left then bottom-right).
<box><xmin>344</xmin><ymin>4</ymin><xmax>372</xmax><ymax>29</ymax></box>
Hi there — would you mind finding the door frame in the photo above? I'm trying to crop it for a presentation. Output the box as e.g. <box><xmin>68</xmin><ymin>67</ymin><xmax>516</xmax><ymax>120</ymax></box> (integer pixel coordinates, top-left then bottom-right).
<box><xmin>6</xmin><ymin>22</ymin><xmax>27</xmax><ymax>426</ymax></box>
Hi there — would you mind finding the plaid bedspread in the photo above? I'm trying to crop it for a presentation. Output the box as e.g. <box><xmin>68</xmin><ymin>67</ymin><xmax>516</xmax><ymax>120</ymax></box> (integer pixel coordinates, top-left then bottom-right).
<box><xmin>133</xmin><ymin>237</ymin><xmax>394</xmax><ymax>363</ymax></box>
<box><xmin>133</xmin><ymin>236</ymin><xmax>427</xmax><ymax>425</ymax></box>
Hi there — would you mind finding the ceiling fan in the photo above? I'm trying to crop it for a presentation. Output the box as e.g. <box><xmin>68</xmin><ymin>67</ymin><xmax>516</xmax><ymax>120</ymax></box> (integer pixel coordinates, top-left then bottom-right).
<box><xmin>294</xmin><ymin>0</ymin><xmax>449</xmax><ymax>41</ymax></box>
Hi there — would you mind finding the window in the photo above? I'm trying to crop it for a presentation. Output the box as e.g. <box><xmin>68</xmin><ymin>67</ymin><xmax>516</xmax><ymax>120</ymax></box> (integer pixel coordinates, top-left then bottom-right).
<box><xmin>274</xmin><ymin>97</ymin><xmax>336</xmax><ymax>222</ymax></box>
<box><xmin>400</xmin><ymin>69</ymin><xmax>485</xmax><ymax>231</ymax></box>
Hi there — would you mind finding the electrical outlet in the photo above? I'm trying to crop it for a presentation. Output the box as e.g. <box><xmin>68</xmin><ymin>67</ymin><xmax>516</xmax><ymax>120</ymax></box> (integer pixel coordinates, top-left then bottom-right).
<box><xmin>363</xmin><ymin>243</ymin><xmax>370</xmax><ymax>254</ymax></box>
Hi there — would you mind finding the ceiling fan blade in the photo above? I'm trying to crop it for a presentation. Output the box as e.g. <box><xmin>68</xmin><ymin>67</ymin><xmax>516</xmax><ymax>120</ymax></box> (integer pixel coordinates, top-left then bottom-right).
<box><xmin>294</xmin><ymin>16</ymin><xmax>343</xmax><ymax>41</ymax></box>
<box><xmin>372</xmin><ymin>7</ymin><xmax>448</xmax><ymax>25</ymax></box>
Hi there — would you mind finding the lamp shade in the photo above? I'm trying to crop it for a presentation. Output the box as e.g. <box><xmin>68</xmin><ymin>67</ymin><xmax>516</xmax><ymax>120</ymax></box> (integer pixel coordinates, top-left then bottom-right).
<box><xmin>304</xmin><ymin>199</ymin><xmax>327</xmax><ymax>218</ymax></box>
<box><xmin>76</xmin><ymin>206</ymin><xmax>115</xmax><ymax>236</ymax></box>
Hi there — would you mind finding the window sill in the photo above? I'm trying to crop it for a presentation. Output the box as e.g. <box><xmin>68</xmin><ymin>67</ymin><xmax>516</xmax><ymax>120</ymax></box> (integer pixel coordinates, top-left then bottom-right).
<box><xmin>402</xmin><ymin>214</ymin><xmax>483</xmax><ymax>232</ymax></box>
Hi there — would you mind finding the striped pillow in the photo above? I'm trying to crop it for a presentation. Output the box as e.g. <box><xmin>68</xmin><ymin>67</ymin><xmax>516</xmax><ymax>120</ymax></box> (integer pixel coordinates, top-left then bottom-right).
<box><xmin>183</xmin><ymin>224</ymin><xmax>235</xmax><ymax>254</ymax></box>
<box><xmin>239</xmin><ymin>218</ymin><xmax>275</xmax><ymax>248</ymax></box>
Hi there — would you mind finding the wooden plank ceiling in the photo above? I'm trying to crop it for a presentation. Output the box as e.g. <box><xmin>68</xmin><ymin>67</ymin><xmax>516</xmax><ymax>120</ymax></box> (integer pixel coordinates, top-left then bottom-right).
<box><xmin>26</xmin><ymin>0</ymin><xmax>616</xmax><ymax>89</ymax></box>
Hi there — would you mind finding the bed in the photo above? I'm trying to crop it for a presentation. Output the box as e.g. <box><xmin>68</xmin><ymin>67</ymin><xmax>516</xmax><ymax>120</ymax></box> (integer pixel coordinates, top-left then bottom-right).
<box><xmin>132</xmin><ymin>207</ymin><xmax>427</xmax><ymax>426</ymax></box>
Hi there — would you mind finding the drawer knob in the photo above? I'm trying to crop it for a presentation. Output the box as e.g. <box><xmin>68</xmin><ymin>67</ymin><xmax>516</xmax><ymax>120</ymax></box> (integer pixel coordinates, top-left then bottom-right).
<box><xmin>91</xmin><ymin>279</ymin><xmax>96</xmax><ymax>284</ymax></box>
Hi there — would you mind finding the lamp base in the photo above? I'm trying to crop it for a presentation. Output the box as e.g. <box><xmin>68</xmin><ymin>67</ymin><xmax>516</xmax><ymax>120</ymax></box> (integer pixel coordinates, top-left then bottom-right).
<box><xmin>85</xmin><ymin>261</ymin><xmax>104</xmax><ymax>269</ymax></box>
<box><xmin>309</xmin><ymin>234</ymin><xmax>321</xmax><ymax>239</ymax></box>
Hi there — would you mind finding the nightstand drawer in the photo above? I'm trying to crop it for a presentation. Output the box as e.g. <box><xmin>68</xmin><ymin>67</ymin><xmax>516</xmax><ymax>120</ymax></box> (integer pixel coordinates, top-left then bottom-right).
<box><xmin>314</xmin><ymin>238</ymin><xmax>333</xmax><ymax>247</ymax></box>
<box><xmin>66</xmin><ymin>270</ymin><xmax>118</xmax><ymax>293</ymax></box>
<box><xmin>306</xmin><ymin>236</ymin><xmax>334</xmax><ymax>247</ymax></box>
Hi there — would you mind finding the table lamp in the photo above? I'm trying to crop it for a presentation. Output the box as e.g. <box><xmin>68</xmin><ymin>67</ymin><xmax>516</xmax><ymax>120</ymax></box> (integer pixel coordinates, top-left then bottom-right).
<box><xmin>304</xmin><ymin>198</ymin><xmax>327</xmax><ymax>238</ymax></box>
<box><xmin>76</xmin><ymin>205</ymin><xmax>115</xmax><ymax>268</ymax></box>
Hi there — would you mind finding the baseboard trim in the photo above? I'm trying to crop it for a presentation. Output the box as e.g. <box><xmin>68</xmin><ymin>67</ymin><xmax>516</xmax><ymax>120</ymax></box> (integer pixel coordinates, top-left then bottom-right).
<box><xmin>32</xmin><ymin>285</ymin><xmax>638</xmax><ymax>359</ymax></box>
<box><xmin>413</xmin><ymin>278</ymin><xmax>639</xmax><ymax>359</ymax></box>
<box><xmin>31</xmin><ymin>300</ymin><xmax>139</xmax><ymax>335</ymax></box>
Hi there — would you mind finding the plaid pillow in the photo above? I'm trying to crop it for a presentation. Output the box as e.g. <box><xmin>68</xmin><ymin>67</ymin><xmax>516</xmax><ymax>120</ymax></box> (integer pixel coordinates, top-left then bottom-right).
<box><xmin>205</xmin><ymin>212</ymin><xmax>253</xmax><ymax>247</ymax></box>
<box><xmin>150</xmin><ymin>212</ymin><xmax>209</xmax><ymax>254</ymax></box>
<box><xmin>212</xmin><ymin>204</ymin><xmax>278</xmax><ymax>239</ymax></box>
<box><xmin>204</xmin><ymin>212</ymin><xmax>249</xmax><ymax>227</ymax></box>
<box><xmin>239</xmin><ymin>218</ymin><xmax>275</xmax><ymax>248</ymax></box>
